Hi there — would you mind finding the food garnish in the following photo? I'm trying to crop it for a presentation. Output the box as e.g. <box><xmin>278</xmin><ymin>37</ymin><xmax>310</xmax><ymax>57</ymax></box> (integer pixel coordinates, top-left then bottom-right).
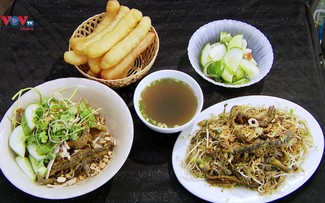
<box><xmin>9</xmin><ymin>87</ymin><xmax>116</xmax><ymax>187</ymax></box>
<box><xmin>185</xmin><ymin>105</ymin><xmax>313</xmax><ymax>194</ymax></box>
<box><xmin>200</xmin><ymin>31</ymin><xmax>259</xmax><ymax>84</ymax></box>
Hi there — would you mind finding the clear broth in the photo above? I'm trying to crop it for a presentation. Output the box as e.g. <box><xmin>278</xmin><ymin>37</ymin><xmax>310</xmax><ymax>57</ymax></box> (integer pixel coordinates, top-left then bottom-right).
<box><xmin>139</xmin><ymin>78</ymin><xmax>198</xmax><ymax>128</ymax></box>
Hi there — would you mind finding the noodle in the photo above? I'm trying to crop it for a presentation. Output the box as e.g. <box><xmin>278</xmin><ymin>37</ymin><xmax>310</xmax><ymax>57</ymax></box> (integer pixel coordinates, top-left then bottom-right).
<box><xmin>185</xmin><ymin>105</ymin><xmax>313</xmax><ymax>194</ymax></box>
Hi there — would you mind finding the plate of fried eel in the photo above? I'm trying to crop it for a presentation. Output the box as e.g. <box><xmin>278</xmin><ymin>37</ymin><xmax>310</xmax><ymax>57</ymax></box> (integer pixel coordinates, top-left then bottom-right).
<box><xmin>172</xmin><ymin>95</ymin><xmax>324</xmax><ymax>203</ymax></box>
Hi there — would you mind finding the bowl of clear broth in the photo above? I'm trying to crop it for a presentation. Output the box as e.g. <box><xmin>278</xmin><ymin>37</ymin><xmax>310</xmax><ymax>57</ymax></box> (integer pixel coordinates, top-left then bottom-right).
<box><xmin>133</xmin><ymin>70</ymin><xmax>204</xmax><ymax>134</ymax></box>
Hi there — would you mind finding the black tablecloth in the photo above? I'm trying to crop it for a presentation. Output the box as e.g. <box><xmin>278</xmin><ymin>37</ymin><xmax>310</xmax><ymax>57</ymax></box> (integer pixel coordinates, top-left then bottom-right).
<box><xmin>0</xmin><ymin>0</ymin><xmax>324</xmax><ymax>202</ymax></box>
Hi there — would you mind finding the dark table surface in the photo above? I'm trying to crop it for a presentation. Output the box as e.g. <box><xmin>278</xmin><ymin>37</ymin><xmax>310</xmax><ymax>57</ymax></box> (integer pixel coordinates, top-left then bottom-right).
<box><xmin>1</xmin><ymin>0</ymin><xmax>325</xmax><ymax>202</ymax></box>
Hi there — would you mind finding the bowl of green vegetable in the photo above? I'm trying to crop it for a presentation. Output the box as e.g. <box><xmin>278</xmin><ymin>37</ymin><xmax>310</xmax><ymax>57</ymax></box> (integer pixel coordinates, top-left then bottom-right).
<box><xmin>188</xmin><ymin>19</ymin><xmax>273</xmax><ymax>88</ymax></box>
<box><xmin>0</xmin><ymin>78</ymin><xmax>133</xmax><ymax>199</ymax></box>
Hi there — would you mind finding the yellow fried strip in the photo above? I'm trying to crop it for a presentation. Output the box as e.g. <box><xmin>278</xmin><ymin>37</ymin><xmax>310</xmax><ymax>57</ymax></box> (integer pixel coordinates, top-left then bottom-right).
<box><xmin>101</xmin><ymin>31</ymin><xmax>155</xmax><ymax>80</ymax></box>
<box><xmin>82</xmin><ymin>6</ymin><xmax>130</xmax><ymax>52</ymax></box>
<box><xmin>63</xmin><ymin>51</ymin><xmax>88</xmax><ymax>65</ymax></box>
<box><xmin>85</xmin><ymin>8</ymin><xmax>143</xmax><ymax>59</ymax></box>
<box><xmin>87</xmin><ymin>69</ymin><xmax>100</xmax><ymax>78</ymax></box>
<box><xmin>92</xmin><ymin>0</ymin><xmax>120</xmax><ymax>34</ymax></box>
<box><xmin>88</xmin><ymin>56</ymin><xmax>102</xmax><ymax>74</ymax></box>
<box><xmin>100</xmin><ymin>16</ymin><xmax>151</xmax><ymax>69</ymax></box>
<box><xmin>70</xmin><ymin>4</ymin><xmax>128</xmax><ymax>55</ymax></box>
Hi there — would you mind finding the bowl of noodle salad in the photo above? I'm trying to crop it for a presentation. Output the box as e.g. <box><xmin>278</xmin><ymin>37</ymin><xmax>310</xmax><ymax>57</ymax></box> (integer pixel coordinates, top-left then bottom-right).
<box><xmin>0</xmin><ymin>78</ymin><xmax>133</xmax><ymax>199</ymax></box>
<box><xmin>172</xmin><ymin>95</ymin><xmax>324</xmax><ymax>203</ymax></box>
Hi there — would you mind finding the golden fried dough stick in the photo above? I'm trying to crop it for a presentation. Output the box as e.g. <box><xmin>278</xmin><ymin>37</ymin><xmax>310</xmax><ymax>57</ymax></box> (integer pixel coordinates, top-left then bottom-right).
<box><xmin>101</xmin><ymin>31</ymin><xmax>155</xmax><ymax>80</ymax></box>
<box><xmin>81</xmin><ymin>6</ymin><xmax>130</xmax><ymax>52</ymax></box>
<box><xmin>63</xmin><ymin>50</ymin><xmax>88</xmax><ymax>65</ymax></box>
<box><xmin>85</xmin><ymin>8</ymin><xmax>143</xmax><ymax>59</ymax></box>
<box><xmin>69</xmin><ymin>37</ymin><xmax>86</xmax><ymax>53</ymax></box>
<box><xmin>87</xmin><ymin>69</ymin><xmax>100</xmax><ymax>78</ymax></box>
<box><xmin>92</xmin><ymin>0</ymin><xmax>120</xmax><ymax>34</ymax></box>
<box><xmin>88</xmin><ymin>56</ymin><xmax>102</xmax><ymax>74</ymax></box>
<box><xmin>100</xmin><ymin>16</ymin><xmax>151</xmax><ymax>69</ymax></box>
<box><xmin>70</xmin><ymin>2</ymin><xmax>125</xmax><ymax>55</ymax></box>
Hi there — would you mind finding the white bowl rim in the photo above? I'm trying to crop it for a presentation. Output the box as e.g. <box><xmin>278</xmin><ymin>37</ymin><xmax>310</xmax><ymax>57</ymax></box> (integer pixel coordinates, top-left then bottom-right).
<box><xmin>188</xmin><ymin>19</ymin><xmax>274</xmax><ymax>88</ymax></box>
<box><xmin>133</xmin><ymin>70</ymin><xmax>204</xmax><ymax>134</ymax></box>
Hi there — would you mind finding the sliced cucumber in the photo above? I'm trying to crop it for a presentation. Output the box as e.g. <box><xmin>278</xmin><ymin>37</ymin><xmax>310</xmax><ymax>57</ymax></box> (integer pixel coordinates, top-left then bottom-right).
<box><xmin>239</xmin><ymin>59</ymin><xmax>260</xmax><ymax>78</ymax></box>
<box><xmin>199</xmin><ymin>31</ymin><xmax>259</xmax><ymax>85</ymax></box>
<box><xmin>29</xmin><ymin>154</ymin><xmax>39</xmax><ymax>172</ymax></box>
<box><xmin>233</xmin><ymin>78</ymin><xmax>249</xmax><ymax>85</ymax></box>
<box><xmin>24</xmin><ymin>104</ymin><xmax>39</xmax><ymax>130</ymax></box>
<box><xmin>233</xmin><ymin>66</ymin><xmax>246</xmax><ymax>82</ymax></box>
<box><xmin>29</xmin><ymin>155</ymin><xmax>47</xmax><ymax>177</ymax></box>
<box><xmin>27</xmin><ymin>143</ymin><xmax>46</xmax><ymax>160</ymax></box>
<box><xmin>204</xmin><ymin>60</ymin><xmax>224</xmax><ymax>77</ymax></box>
<box><xmin>220</xmin><ymin>31</ymin><xmax>232</xmax><ymax>43</ymax></box>
<box><xmin>228</xmin><ymin>34</ymin><xmax>243</xmax><ymax>49</ymax></box>
<box><xmin>221</xmin><ymin>68</ymin><xmax>233</xmax><ymax>83</ymax></box>
<box><xmin>9</xmin><ymin>125</ymin><xmax>26</xmax><ymax>157</ymax></box>
<box><xmin>208</xmin><ymin>43</ymin><xmax>226</xmax><ymax>61</ymax></box>
<box><xmin>249</xmin><ymin>57</ymin><xmax>258</xmax><ymax>66</ymax></box>
<box><xmin>200</xmin><ymin>43</ymin><xmax>212</xmax><ymax>68</ymax></box>
<box><xmin>15</xmin><ymin>156</ymin><xmax>36</xmax><ymax>182</ymax></box>
<box><xmin>241</xmin><ymin>39</ymin><xmax>248</xmax><ymax>50</ymax></box>
<box><xmin>223</xmin><ymin>47</ymin><xmax>243</xmax><ymax>74</ymax></box>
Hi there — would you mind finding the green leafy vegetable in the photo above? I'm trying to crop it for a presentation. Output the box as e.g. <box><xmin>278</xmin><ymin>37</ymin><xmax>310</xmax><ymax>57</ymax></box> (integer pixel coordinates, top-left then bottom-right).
<box><xmin>10</xmin><ymin>88</ymin><xmax>102</xmax><ymax>178</ymax></box>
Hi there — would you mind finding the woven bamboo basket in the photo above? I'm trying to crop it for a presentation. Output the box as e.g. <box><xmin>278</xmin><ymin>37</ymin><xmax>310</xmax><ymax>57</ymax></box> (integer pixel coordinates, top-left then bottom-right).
<box><xmin>69</xmin><ymin>13</ymin><xmax>159</xmax><ymax>89</ymax></box>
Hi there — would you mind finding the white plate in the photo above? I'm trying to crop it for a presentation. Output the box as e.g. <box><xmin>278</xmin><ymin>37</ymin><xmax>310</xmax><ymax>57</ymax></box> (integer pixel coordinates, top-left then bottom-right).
<box><xmin>172</xmin><ymin>95</ymin><xmax>324</xmax><ymax>203</ymax></box>
<box><xmin>0</xmin><ymin>78</ymin><xmax>134</xmax><ymax>199</ymax></box>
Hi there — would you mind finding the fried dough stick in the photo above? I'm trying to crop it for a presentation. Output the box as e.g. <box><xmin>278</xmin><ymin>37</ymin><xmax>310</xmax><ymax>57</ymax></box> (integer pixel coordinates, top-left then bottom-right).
<box><xmin>85</xmin><ymin>8</ymin><xmax>143</xmax><ymax>58</ymax></box>
<box><xmin>101</xmin><ymin>31</ymin><xmax>155</xmax><ymax>80</ymax></box>
<box><xmin>100</xmin><ymin>16</ymin><xmax>151</xmax><ymax>69</ymax></box>
<box><xmin>70</xmin><ymin>0</ymin><xmax>121</xmax><ymax>55</ymax></box>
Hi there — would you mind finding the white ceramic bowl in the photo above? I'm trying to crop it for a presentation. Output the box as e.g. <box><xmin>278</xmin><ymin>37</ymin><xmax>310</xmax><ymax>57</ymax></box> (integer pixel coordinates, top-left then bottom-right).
<box><xmin>188</xmin><ymin>19</ymin><xmax>274</xmax><ymax>88</ymax></box>
<box><xmin>133</xmin><ymin>70</ymin><xmax>204</xmax><ymax>134</ymax></box>
<box><xmin>0</xmin><ymin>78</ymin><xmax>133</xmax><ymax>199</ymax></box>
